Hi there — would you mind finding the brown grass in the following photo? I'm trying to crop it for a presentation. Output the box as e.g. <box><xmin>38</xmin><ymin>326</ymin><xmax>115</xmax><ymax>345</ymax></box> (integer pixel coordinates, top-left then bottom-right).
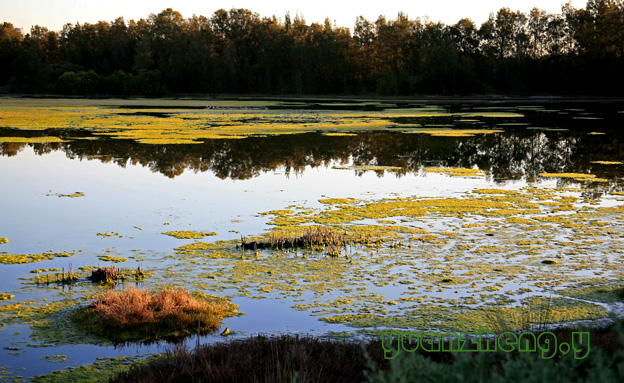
<box><xmin>72</xmin><ymin>287</ymin><xmax>237</xmax><ymax>342</ymax></box>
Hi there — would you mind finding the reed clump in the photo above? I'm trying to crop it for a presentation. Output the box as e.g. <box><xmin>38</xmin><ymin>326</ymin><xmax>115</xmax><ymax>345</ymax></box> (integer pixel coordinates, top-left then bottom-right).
<box><xmin>240</xmin><ymin>226</ymin><xmax>381</xmax><ymax>255</ymax></box>
<box><xmin>72</xmin><ymin>287</ymin><xmax>237</xmax><ymax>342</ymax></box>
<box><xmin>88</xmin><ymin>265</ymin><xmax>146</xmax><ymax>283</ymax></box>
<box><xmin>36</xmin><ymin>264</ymin><xmax>78</xmax><ymax>285</ymax></box>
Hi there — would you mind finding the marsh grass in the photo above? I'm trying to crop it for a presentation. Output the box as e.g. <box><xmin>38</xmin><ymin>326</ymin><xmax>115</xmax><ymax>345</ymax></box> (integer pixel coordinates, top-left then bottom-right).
<box><xmin>87</xmin><ymin>265</ymin><xmax>146</xmax><ymax>284</ymax></box>
<box><xmin>486</xmin><ymin>297</ymin><xmax>556</xmax><ymax>334</ymax></box>
<box><xmin>240</xmin><ymin>226</ymin><xmax>381</xmax><ymax>256</ymax></box>
<box><xmin>36</xmin><ymin>264</ymin><xmax>78</xmax><ymax>285</ymax></box>
<box><xmin>72</xmin><ymin>287</ymin><xmax>237</xmax><ymax>342</ymax></box>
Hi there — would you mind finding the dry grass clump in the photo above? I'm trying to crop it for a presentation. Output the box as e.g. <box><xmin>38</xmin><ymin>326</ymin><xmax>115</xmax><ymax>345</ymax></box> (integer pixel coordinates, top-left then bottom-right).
<box><xmin>72</xmin><ymin>287</ymin><xmax>237</xmax><ymax>342</ymax></box>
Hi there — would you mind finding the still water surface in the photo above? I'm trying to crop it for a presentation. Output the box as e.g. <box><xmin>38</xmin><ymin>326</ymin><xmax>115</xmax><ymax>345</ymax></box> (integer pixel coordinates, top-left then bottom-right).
<box><xmin>0</xmin><ymin>98</ymin><xmax>623</xmax><ymax>379</ymax></box>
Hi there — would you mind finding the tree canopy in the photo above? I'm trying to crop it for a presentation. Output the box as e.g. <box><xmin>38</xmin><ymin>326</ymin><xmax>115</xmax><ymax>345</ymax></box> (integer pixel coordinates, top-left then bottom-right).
<box><xmin>1</xmin><ymin>1</ymin><xmax>623</xmax><ymax>96</ymax></box>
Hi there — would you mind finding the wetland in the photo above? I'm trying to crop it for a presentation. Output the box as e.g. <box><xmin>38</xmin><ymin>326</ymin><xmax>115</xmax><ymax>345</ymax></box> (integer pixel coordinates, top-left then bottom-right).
<box><xmin>0</xmin><ymin>96</ymin><xmax>623</xmax><ymax>380</ymax></box>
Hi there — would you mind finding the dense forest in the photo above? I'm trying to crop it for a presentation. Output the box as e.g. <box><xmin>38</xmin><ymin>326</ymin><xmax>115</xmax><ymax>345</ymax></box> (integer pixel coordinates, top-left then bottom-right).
<box><xmin>1</xmin><ymin>0</ymin><xmax>623</xmax><ymax>96</ymax></box>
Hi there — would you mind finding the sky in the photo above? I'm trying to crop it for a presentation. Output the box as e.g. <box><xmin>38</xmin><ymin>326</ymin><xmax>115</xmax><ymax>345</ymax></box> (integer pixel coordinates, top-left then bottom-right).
<box><xmin>2</xmin><ymin>0</ymin><xmax>587</xmax><ymax>33</ymax></box>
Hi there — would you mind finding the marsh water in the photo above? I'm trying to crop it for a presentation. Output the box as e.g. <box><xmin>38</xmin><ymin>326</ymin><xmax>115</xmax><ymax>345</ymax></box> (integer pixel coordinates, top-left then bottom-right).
<box><xmin>0</xmin><ymin>97</ymin><xmax>623</xmax><ymax>380</ymax></box>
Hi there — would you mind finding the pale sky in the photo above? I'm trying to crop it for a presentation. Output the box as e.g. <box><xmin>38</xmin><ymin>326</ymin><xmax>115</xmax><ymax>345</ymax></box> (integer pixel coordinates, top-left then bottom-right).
<box><xmin>2</xmin><ymin>0</ymin><xmax>587</xmax><ymax>33</ymax></box>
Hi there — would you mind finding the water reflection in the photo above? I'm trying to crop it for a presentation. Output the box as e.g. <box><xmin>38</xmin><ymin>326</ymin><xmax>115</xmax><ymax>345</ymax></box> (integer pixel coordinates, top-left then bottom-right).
<box><xmin>1</xmin><ymin>129</ymin><xmax>622</xmax><ymax>184</ymax></box>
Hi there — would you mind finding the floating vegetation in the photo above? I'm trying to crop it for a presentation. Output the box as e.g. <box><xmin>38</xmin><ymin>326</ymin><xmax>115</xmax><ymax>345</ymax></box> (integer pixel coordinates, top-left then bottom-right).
<box><xmin>0</xmin><ymin>99</ymin><xmax>526</xmax><ymax>144</ymax></box>
<box><xmin>42</xmin><ymin>354</ymin><xmax>67</xmax><ymax>363</ymax></box>
<box><xmin>162</xmin><ymin>231</ymin><xmax>218</xmax><ymax>239</ymax></box>
<box><xmin>0</xmin><ymin>293</ymin><xmax>14</xmax><ymax>300</ymax></box>
<box><xmin>47</xmin><ymin>191</ymin><xmax>85</xmax><ymax>198</ymax></box>
<box><xmin>34</xmin><ymin>264</ymin><xmax>78</xmax><ymax>285</ymax></box>
<box><xmin>0</xmin><ymin>251</ymin><xmax>75</xmax><ymax>265</ymax></box>
<box><xmin>591</xmin><ymin>161</ymin><xmax>623</xmax><ymax>165</ymax></box>
<box><xmin>353</xmin><ymin>165</ymin><xmax>402</xmax><ymax>171</ymax></box>
<box><xmin>71</xmin><ymin>287</ymin><xmax>238</xmax><ymax>342</ymax></box>
<box><xmin>0</xmin><ymin>136</ymin><xmax>66</xmax><ymax>143</ymax></box>
<box><xmin>321</xmin><ymin>132</ymin><xmax>357</xmax><ymax>136</ymax></box>
<box><xmin>425</xmin><ymin>167</ymin><xmax>485</xmax><ymax>177</ymax></box>
<box><xmin>31</xmin><ymin>355</ymin><xmax>155</xmax><ymax>383</ymax></box>
<box><xmin>539</xmin><ymin>173</ymin><xmax>608</xmax><ymax>182</ymax></box>
<box><xmin>319</xmin><ymin>297</ymin><xmax>607</xmax><ymax>332</ymax></box>
<box><xmin>0</xmin><ymin>238</ymin><xmax>7</xmax><ymax>244</ymax></box>
<box><xmin>97</xmin><ymin>232</ymin><xmax>121</xmax><ymax>237</ymax></box>
<box><xmin>98</xmin><ymin>255</ymin><xmax>129</xmax><ymax>263</ymax></box>
<box><xmin>406</xmin><ymin>129</ymin><xmax>503</xmax><ymax>137</ymax></box>
<box><xmin>134</xmin><ymin>138</ymin><xmax>203</xmax><ymax>145</ymax></box>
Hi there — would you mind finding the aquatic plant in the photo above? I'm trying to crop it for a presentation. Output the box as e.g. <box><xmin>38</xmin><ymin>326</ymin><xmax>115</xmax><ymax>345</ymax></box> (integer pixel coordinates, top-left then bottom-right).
<box><xmin>162</xmin><ymin>231</ymin><xmax>218</xmax><ymax>239</ymax></box>
<box><xmin>87</xmin><ymin>266</ymin><xmax>146</xmax><ymax>284</ymax></box>
<box><xmin>72</xmin><ymin>287</ymin><xmax>237</xmax><ymax>342</ymax></box>
<box><xmin>31</xmin><ymin>264</ymin><xmax>78</xmax><ymax>285</ymax></box>
<box><xmin>240</xmin><ymin>226</ymin><xmax>357</xmax><ymax>254</ymax></box>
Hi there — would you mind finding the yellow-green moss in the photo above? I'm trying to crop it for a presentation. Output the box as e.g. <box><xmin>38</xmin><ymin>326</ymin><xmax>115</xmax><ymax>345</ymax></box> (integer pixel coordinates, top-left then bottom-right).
<box><xmin>0</xmin><ymin>251</ymin><xmax>76</xmax><ymax>265</ymax></box>
<box><xmin>162</xmin><ymin>231</ymin><xmax>218</xmax><ymax>239</ymax></box>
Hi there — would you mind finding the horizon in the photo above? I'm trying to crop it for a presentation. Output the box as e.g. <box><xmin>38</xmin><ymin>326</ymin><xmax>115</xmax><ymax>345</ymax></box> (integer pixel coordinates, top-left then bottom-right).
<box><xmin>2</xmin><ymin>0</ymin><xmax>586</xmax><ymax>34</ymax></box>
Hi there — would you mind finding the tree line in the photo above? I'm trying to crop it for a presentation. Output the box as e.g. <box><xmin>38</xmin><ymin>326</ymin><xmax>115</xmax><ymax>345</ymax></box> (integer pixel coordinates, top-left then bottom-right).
<box><xmin>1</xmin><ymin>0</ymin><xmax>623</xmax><ymax>96</ymax></box>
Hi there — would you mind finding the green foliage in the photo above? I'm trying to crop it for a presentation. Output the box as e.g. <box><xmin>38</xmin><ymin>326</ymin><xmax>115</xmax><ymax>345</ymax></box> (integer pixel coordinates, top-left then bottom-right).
<box><xmin>365</xmin><ymin>322</ymin><xmax>624</xmax><ymax>383</ymax></box>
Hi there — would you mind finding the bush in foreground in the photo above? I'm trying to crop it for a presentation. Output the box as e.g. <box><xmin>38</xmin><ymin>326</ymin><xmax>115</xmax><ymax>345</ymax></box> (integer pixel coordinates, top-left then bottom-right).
<box><xmin>114</xmin><ymin>335</ymin><xmax>390</xmax><ymax>383</ymax></box>
<box><xmin>113</xmin><ymin>320</ymin><xmax>624</xmax><ymax>383</ymax></box>
<box><xmin>72</xmin><ymin>287</ymin><xmax>237</xmax><ymax>342</ymax></box>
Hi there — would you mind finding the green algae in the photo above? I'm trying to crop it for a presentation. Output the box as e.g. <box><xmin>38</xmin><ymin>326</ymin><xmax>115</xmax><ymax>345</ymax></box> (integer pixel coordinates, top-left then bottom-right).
<box><xmin>0</xmin><ymin>136</ymin><xmax>66</xmax><ymax>143</ymax></box>
<box><xmin>42</xmin><ymin>354</ymin><xmax>67</xmax><ymax>363</ymax></box>
<box><xmin>162</xmin><ymin>230</ymin><xmax>218</xmax><ymax>239</ymax></box>
<box><xmin>194</xmin><ymin>184</ymin><xmax>621</xmax><ymax>332</ymax></box>
<box><xmin>97</xmin><ymin>256</ymin><xmax>128</xmax><ymax>263</ymax></box>
<box><xmin>0</xmin><ymin>251</ymin><xmax>76</xmax><ymax>265</ymax></box>
<box><xmin>0</xmin><ymin>98</ymin><xmax>527</xmax><ymax>144</ymax></box>
<box><xmin>558</xmin><ymin>282</ymin><xmax>624</xmax><ymax>303</ymax></box>
<box><xmin>31</xmin><ymin>355</ymin><xmax>155</xmax><ymax>383</ymax></box>
<box><xmin>319</xmin><ymin>297</ymin><xmax>607</xmax><ymax>331</ymax></box>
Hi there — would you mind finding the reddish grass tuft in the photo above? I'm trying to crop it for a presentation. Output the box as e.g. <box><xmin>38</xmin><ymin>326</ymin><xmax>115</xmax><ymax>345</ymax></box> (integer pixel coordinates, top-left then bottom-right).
<box><xmin>73</xmin><ymin>287</ymin><xmax>237</xmax><ymax>342</ymax></box>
